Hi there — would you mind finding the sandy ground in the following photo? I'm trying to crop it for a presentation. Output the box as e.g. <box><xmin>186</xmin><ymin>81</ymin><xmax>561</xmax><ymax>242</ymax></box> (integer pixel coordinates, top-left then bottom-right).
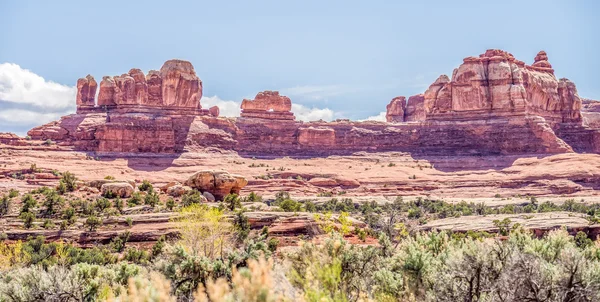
<box><xmin>1</xmin><ymin>145</ymin><xmax>600</xmax><ymax>205</ymax></box>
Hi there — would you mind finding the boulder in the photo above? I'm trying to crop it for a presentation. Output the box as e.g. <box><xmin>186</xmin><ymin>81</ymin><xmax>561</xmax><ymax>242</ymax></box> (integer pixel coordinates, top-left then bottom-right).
<box><xmin>203</xmin><ymin>191</ymin><xmax>216</xmax><ymax>202</ymax></box>
<box><xmin>167</xmin><ymin>185</ymin><xmax>192</xmax><ymax>197</ymax></box>
<box><xmin>101</xmin><ymin>182</ymin><xmax>134</xmax><ymax>198</ymax></box>
<box><xmin>184</xmin><ymin>170</ymin><xmax>248</xmax><ymax>200</ymax></box>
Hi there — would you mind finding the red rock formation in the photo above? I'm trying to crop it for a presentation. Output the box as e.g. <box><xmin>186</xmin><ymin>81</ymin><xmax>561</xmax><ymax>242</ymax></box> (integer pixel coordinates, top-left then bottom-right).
<box><xmin>0</xmin><ymin>133</ymin><xmax>27</xmax><ymax>146</ymax></box>
<box><xmin>97</xmin><ymin>76</ymin><xmax>119</xmax><ymax>107</ymax></box>
<box><xmin>159</xmin><ymin>59</ymin><xmax>202</xmax><ymax>108</ymax></box>
<box><xmin>129</xmin><ymin>68</ymin><xmax>148</xmax><ymax>105</ymax></box>
<box><xmin>386</xmin><ymin>95</ymin><xmax>426</xmax><ymax>122</ymax></box>
<box><xmin>82</xmin><ymin>59</ymin><xmax>206</xmax><ymax>112</ymax></box>
<box><xmin>27</xmin><ymin>50</ymin><xmax>600</xmax><ymax>156</ymax></box>
<box><xmin>405</xmin><ymin>94</ymin><xmax>425</xmax><ymax>122</ymax></box>
<box><xmin>76</xmin><ymin>75</ymin><xmax>97</xmax><ymax>110</ymax></box>
<box><xmin>386</xmin><ymin>96</ymin><xmax>406</xmax><ymax>122</ymax></box>
<box><xmin>240</xmin><ymin>91</ymin><xmax>295</xmax><ymax>120</ymax></box>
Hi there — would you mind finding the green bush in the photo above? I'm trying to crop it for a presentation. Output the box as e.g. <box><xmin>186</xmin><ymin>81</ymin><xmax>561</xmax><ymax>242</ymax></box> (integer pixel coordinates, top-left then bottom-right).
<box><xmin>138</xmin><ymin>180</ymin><xmax>153</xmax><ymax>192</ymax></box>
<box><xmin>20</xmin><ymin>194</ymin><xmax>37</xmax><ymax>213</ymax></box>
<box><xmin>223</xmin><ymin>193</ymin><xmax>241</xmax><ymax>210</ymax></box>
<box><xmin>0</xmin><ymin>195</ymin><xmax>10</xmax><ymax>216</ymax></box>
<box><xmin>8</xmin><ymin>189</ymin><xmax>19</xmax><ymax>198</ymax></box>
<box><xmin>127</xmin><ymin>192</ymin><xmax>143</xmax><ymax>207</ymax></box>
<box><xmin>181</xmin><ymin>190</ymin><xmax>204</xmax><ymax>206</ymax></box>
<box><xmin>144</xmin><ymin>190</ymin><xmax>160</xmax><ymax>207</ymax></box>
<box><xmin>20</xmin><ymin>212</ymin><xmax>35</xmax><ymax>229</ymax></box>
<box><xmin>85</xmin><ymin>215</ymin><xmax>102</xmax><ymax>232</ymax></box>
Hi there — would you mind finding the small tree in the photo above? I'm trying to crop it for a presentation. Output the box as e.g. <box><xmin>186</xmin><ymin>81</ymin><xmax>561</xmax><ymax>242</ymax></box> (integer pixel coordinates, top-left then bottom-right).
<box><xmin>0</xmin><ymin>195</ymin><xmax>10</xmax><ymax>217</ymax></box>
<box><xmin>85</xmin><ymin>215</ymin><xmax>102</xmax><ymax>232</ymax></box>
<box><xmin>20</xmin><ymin>212</ymin><xmax>35</xmax><ymax>229</ymax></box>
<box><xmin>174</xmin><ymin>204</ymin><xmax>232</xmax><ymax>258</ymax></box>
<box><xmin>138</xmin><ymin>180</ymin><xmax>153</xmax><ymax>192</ymax></box>
<box><xmin>166</xmin><ymin>198</ymin><xmax>175</xmax><ymax>211</ymax></box>
<box><xmin>20</xmin><ymin>194</ymin><xmax>37</xmax><ymax>213</ymax></box>
<box><xmin>144</xmin><ymin>190</ymin><xmax>160</xmax><ymax>208</ymax></box>
<box><xmin>42</xmin><ymin>190</ymin><xmax>64</xmax><ymax>217</ymax></box>
<box><xmin>224</xmin><ymin>193</ymin><xmax>241</xmax><ymax>211</ymax></box>
<box><xmin>94</xmin><ymin>197</ymin><xmax>112</xmax><ymax>213</ymax></box>
<box><xmin>60</xmin><ymin>171</ymin><xmax>78</xmax><ymax>192</ymax></box>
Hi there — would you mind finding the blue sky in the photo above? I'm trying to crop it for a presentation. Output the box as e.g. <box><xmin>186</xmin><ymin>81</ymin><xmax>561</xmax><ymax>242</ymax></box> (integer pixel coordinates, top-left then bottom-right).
<box><xmin>0</xmin><ymin>0</ymin><xmax>599</xmax><ymax>135</ymax></box>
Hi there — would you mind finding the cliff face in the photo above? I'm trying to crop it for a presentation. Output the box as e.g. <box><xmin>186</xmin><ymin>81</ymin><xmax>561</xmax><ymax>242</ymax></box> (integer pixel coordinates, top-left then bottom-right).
<box><xmin>27</xmin><ymin>51</ymin><xmax>600</xmax><ymax>156</ymax></box>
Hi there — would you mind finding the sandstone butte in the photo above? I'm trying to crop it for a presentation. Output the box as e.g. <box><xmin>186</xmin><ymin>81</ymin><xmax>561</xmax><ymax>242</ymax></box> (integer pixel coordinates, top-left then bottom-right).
<box><xmin>20</xmin><ymin>49</ymin><xmax>600</xmax><ymax>157</ymax></box>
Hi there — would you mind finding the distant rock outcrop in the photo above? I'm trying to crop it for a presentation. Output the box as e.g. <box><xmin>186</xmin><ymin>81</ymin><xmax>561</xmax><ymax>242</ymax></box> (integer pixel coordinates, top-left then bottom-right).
<box><xmin>240</xmin><ymin>91</ymin><xmax>295</xmax><ymax>120</ymax></box>
<box><xmin>80</xmin><ymin>59</ymin><xmax>208</xmax><ymax>114</ymax></box>
<box><xmin>26</xmin><ymin>50</ymin><xmax>600</xmax><ymax>156</ymax></box>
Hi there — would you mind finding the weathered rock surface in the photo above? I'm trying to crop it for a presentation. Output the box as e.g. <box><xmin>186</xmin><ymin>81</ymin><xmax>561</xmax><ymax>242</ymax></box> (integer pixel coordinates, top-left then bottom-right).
<box><xmin>417</xmin><ymin>212</ymin><xmax>600</xmax><ymax>238</ymax></box>
<box><xmin>0</xmin><ymin>133</ymin><xmax>27</xmax><ymax>146</ymax></box>
<box><xmin>167</xmin><ymin>184</ymin><xmax>192</xmax><ymax>197</ymax></box>
<box><xmin>185</xmin><ymin>170</ymin><xmax>248</xmax><ymax>200</ymax></box>
<box><xmin>100</xmin><ymin>182</ymin><xmax>134</xmax><ymax>198</ymax></box>
<box><xmin>385</xmin><ymin>97</ymin><xmax>406</xmax><ymax>122</ymax></box>
<box><xmin>76</xmin><ymin>75</ymin><xmax>97</xmax><ymax>110</ymax></box>
<box><xmin>240</xmin><ymin>91</ymin><xmax>295</xmax><ymax>120</ymax></box>
<box><xmin>25</xmin><ymin>50</ymin><xmax>600</xmax><ymax>156</ymax></box>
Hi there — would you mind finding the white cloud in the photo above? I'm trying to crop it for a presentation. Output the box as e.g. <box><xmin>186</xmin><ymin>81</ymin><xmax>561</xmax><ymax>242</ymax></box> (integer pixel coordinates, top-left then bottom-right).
<box><xmin>291</xmin><ymin>104</ymin><xmax>335</xmax><ymax>122</ymax></box>
<box><xmin>201</xmin><ymin>95</ymin><xmax>240</xmax><ymax>117</ymax></box>
<box><xmin>361</xmin><ymin>111</ymin><xmax>387</xmax><ymax>122</ymax></box>
<box><xmin>0</xmin><ymin>63</ymin><xmax>76</xmax><ymax>110</ymax></box>
<box><xmin>0</xmin><ymin>109</ymin><xmax>65</xmax><ymax>126</ymax></box>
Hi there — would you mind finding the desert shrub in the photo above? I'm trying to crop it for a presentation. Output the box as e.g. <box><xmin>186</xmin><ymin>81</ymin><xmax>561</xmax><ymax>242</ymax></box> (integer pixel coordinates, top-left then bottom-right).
<box><xmin>138</xmin><ymin>180</ymin><xmax>153</xmax><ymax>192</ymax></box>
<box><xmin>144</xmin><ymin>190</ymin><xmax>160</xmax><ymax>207</ymax></box>
<box><xmin>102</xmin><ymin>189</ymin><xmax>117</xmax><ymax>199</ymax></box>
<box><xmin>181</xmin><ymin>190</ymin><xmax>205</xmax><ymax>206</ymax></box>
<box><xmin>166</xmin><ymin>197</ymin><xmax>175</xmax><ymax>210</ymax></box>
<box><xmin>42</xmin><ymin>190</ymin><xmax>64</xmax><ymax>217</ymax></box>
<box><xmin>223</xmin><ymin>193</ymin><xmax>242</xmax><ymax>210</ymax></box>
<box><xmin>8</xmin><ymin>189</ymin><xmax>19</xmax><ymax>198</ymax></box>
<box><xmin>233</xmin><ymin>210</ymin><xmax>251</xmax><ymax>242</ymax></box>
<box><xmin>60</xmin><ymin>171</ymin><xmax>78</xmax><ymax>192</ymax></box>
<box><xmin>94</xmin><ymin>197</ymin><xmax>112</xmax><ymax>213</ymax></box>
<box><xmin>0</xmin><ymin>195</ymin><xmax>10</xmax><ymax>216</ymax></box>
<box><xmin>20</xmin><ymin>193</ymin><xmax>37</xmax><ymax>213</ymax></box>
<box><xmin>127</xmin><ymin>192</ymin><xmax>143</xmax><ymax>206</ymax></box>
<box><xmin>20</xmin><ymin>212</ymin><xmax>35</xmax><ymax>229</ymax></box>
<box><xmin>275</xmin><ymin>195</ymin><xmax>302</xmax><ymax>212</ymax></box>
<box><xmin>85</xmin><ymin>215</ymin><xmax>102</xmax><ymax>232</ymax></box>
<box><xmin>151</xmin><ymin>235</ymin><xmax>166</xmax><ymax>258</ymax></box>
<box><xmin>242</xmin><ymin>191</ymin><xmax>263</xmax><ymax>203</ymax></box>
<box><xmin>114</xmin><ymin>197</ymin><xmax>123</xmax><ymax>213</ymax></box>
<box><xmin>42</xmin><ymin>219</ymin><xmax>54</xmax><ymax>229</ymax></box>
<box><xmin>315</xmin><ymin>198</ymin><xmax>357</xmax><ymax>213</ymax></box>
<box><xmin>111</xmin><ymin>231</ymin><xmax>131</xmax><ymax>252</ymax></box>
<box><xmin>193</xmin><ymin>257</ymin><xmax>280</xmax><ymax>302</ymax></box>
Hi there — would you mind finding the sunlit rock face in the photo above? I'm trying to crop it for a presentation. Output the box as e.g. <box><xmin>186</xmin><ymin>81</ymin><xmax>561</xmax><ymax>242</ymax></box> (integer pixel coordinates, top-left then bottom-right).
<box><xmin>422</xmin><ymin>49</ymin><xmax>582</xmax><ymax>124</ymax></box>
<box><xmin>28</xmin><ymin>50</ymin><xmax>600</xmax><ymax>155</ymax></box>
<box><xmin>240</xmin><ymin>90</ymin><xmax>295</xmax><ymax>120</ymax></box>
